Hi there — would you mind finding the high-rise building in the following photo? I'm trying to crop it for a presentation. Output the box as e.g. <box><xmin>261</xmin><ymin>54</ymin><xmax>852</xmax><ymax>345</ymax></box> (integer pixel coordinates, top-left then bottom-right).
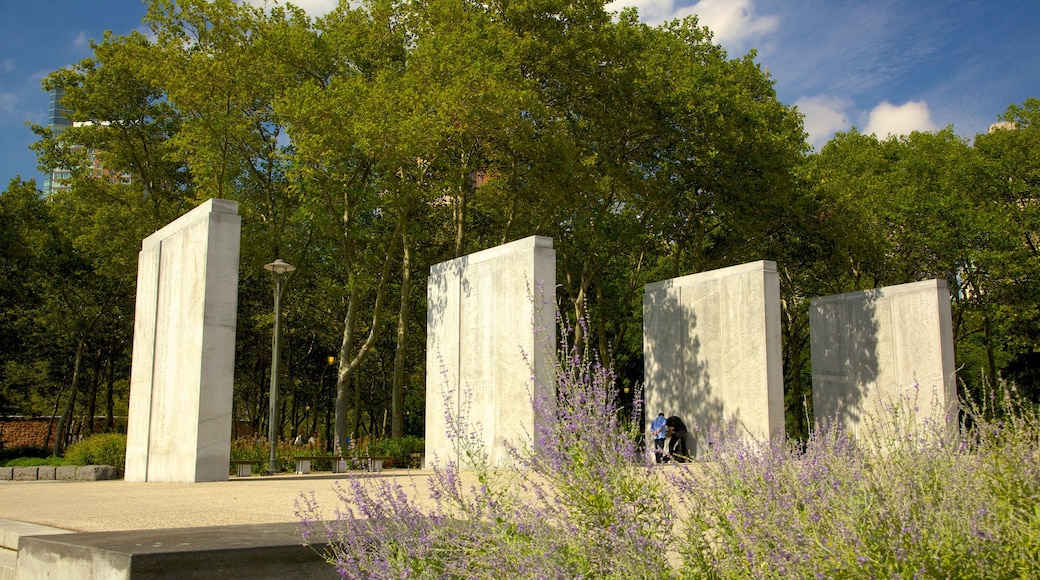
<box><xmin>43</xmin><ymin>87</ymin><xmax>132</xmax><ymax>196</ymax></box>
<box><xmin>43</xmin><ymin>87</ymin><xmax>73</xmax><ymax>195</ymax></box>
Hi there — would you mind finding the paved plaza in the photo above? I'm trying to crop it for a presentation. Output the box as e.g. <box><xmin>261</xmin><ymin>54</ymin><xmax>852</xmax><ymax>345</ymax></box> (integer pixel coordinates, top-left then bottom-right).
<box><xmin>0</xmin><ymin>470</ymin><xmax>463</xmax><ymax>532</ymax></box>
<box><xmin>0</xmin><ymin>470</ymin><xmax>480</xmax><ymax>578</ymax></box>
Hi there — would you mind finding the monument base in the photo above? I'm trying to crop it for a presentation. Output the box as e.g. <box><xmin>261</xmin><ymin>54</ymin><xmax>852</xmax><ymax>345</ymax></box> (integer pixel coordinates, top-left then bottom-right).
<box><xmin>16</xmin><ymin>523</ymin><xmax>334</xmax><ymax>579</ymax></box>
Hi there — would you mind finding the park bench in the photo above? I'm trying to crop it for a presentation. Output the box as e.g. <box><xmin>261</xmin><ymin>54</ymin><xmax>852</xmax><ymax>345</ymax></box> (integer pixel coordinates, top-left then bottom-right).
<box><xmin>289</xmin><ymin>455</ymin><xmax>345</xmax><ymax>475</ymax></box>
<box><xmin>229</xmin><ymin>459</ymin><xmax>264</xmax><ymax>477</ymax></box>
<box><xmin>289</xmin><ymin>455</ymin><xmax>394</xmax><ymax>474</ymax></box>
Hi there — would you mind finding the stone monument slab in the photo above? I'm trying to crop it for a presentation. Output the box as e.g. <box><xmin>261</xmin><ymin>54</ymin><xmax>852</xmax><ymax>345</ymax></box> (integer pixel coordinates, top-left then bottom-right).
<box><xmin>425</xmin><ymin>236</ymin><xmax>555</xmax><ymax>468</ymax></box>
<box><xmin>643</xmin><ymin>260</ymin><xmax>784</xmax><ymax>453</ymax></box>
<box><xmin>810</xmin><ymin>279</ymin><xmax>957</xmax><ymax>437</ymax></box>
<box><xmin>125</xmin><ymin>199</ymin><xmax>241</xmax><ymax>483</ymax></box>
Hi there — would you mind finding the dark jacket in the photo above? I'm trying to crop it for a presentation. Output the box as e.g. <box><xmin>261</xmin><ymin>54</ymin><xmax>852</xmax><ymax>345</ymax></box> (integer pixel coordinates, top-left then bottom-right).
<box><xmin>666</xmin><ymin>431</ymin><xmax>696</xmax><ymax>462</ymax></box>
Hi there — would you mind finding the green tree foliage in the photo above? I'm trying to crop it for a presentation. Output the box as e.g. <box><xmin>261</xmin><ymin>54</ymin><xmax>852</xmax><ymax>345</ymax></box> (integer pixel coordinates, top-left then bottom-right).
<box><xmin>0</xmin><ymin>178</ymin><xmax>59</xmax><ymax>418</ymax></box>
<box><xmin>971</xmin><ymin>99</ymin><xmax>1040</xmax><ymax>402</ymax></box>
<box><xmin>5</xmin><ymin>0</ymin><xmax>1038</xmax><ymax>450</ymax></box>
<box><xmin>802</xmin><ymin>119</ymin><xmax>1040</xmax><ymax>416</ymax></box>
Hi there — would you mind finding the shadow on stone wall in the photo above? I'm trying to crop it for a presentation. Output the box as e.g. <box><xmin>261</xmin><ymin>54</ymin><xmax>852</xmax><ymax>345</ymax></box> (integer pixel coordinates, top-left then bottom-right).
<box><xmin>810</xmin><ymin>289</ymin><xmax>882</xmax><ymax>430</ymax></box>
<box><xmin>643</xmin><ymin>280</ymin><xmax>725</xmax><ymax>446</ymax></box>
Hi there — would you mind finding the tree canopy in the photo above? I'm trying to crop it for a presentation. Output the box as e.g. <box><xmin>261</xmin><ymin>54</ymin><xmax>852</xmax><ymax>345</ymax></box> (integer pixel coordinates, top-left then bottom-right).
<box><xmin>2</xmin><ymin>0</ymin><xmax>1037</xmax><ymax>450</ymax></box>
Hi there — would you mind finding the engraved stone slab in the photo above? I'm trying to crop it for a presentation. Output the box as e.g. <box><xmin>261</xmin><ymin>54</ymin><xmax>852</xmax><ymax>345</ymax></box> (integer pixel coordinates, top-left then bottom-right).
<box><xmin>810</xmin><ymin>279</ymin><xmax>957</xmax><ymax>438</ymax></box>
<box><xmin>644</xmin><ymin>261</ymin><xmax>784</xmax><ymax>453</ymax></box>
<box><xmin>425</xmin><ymin>236</ymin><xmax>556</xmax><ymax>468</ymax></box>
<box><xmin>125</xmin><ymin>199</ymin><xmax>241</xmax><ymax>483</ymax></box>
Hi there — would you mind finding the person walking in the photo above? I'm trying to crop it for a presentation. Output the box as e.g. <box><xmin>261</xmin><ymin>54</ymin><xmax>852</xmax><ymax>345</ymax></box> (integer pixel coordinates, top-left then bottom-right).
<box><xmin>650</xmin><ymin>412</ymin><xmax>667</xmax><ymax>463</ymax></box>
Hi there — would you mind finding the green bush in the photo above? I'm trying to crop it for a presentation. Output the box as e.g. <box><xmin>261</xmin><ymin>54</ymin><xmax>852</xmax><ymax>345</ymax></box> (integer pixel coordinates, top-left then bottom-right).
<box><xmin>367</xmin><ymin>436</ymin><xmax>424</xmax><ymax>468</ymax></box>
<box><xmin>64</xmin><ymin>433</ymin><xmax>127</xmax><ymax>468</ymax></box>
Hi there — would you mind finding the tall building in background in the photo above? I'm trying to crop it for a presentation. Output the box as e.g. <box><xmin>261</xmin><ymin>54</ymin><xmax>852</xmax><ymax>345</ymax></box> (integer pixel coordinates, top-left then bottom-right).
<box><xmin>43</xmin><ymin>87</ymin><xmax>132</xmax><ymax>196</ymax></box>
<box><xmin>43</xmin><ymin>87</ymin><xmax>73</xmax><ymax>195</ymax></box>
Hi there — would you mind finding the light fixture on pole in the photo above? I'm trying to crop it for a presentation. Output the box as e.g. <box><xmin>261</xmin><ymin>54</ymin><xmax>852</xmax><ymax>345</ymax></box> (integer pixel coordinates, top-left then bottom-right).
<box><xmin>265</xmin><ymin>258</ymin><xmax>295</xmax><ymax>474</ymax></box>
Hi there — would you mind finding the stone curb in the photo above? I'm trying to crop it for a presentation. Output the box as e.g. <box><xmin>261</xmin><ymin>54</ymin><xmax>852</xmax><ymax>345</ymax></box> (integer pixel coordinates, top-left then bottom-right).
<box><xmin>0</xmin><ymin>465</ymin><xmax>120</xmax><ymax>482</ymax></box>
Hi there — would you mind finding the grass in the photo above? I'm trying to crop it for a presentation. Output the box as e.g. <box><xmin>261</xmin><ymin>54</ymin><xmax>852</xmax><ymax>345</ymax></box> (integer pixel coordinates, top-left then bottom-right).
<box><xmin>2</xmin><ymin>456</ymin><xmax>72</xmax><ymax>467</ymax></box>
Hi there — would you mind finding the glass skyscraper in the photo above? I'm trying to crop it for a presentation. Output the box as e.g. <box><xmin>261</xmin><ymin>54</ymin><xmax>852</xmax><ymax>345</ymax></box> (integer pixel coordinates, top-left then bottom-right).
<box><xmin>43</xmin><ymin>87</ymin><xmax>73</xmax><ymax>195</ymax></box>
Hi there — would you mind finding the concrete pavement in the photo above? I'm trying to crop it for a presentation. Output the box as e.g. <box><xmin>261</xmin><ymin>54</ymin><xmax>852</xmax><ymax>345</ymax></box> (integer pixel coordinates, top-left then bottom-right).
<box><xmin>0</xmin><ymin>469</ymin><xmax>474</xmax><ymax>578</ymax></box>
<box><xmin>0</xmin><ymin>470</ymin><xmax>453</xmax><ymax>533</ymax></box>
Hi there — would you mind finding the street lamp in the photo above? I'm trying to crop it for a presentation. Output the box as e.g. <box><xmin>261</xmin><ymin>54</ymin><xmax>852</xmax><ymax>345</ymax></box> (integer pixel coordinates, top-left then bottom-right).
<box><xmin>265</xmin><ymin>258</ymin><xmax>295</xmax><ymax>474</ymax></box>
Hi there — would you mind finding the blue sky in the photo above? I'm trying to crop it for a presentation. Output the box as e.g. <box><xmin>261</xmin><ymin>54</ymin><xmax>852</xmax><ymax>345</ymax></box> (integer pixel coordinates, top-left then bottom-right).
<box><xmin>1</xmin><ymin>0</ymin><xmax>1038</xmax><ymax>188</ymax></box>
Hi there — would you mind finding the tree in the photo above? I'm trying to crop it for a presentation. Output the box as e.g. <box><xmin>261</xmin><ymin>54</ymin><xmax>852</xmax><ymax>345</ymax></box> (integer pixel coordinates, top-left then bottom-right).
<box><xmin>0</xmin><ymin>179</ymin><xmax>57</xmax><ymax>419</ymax></box>
<box><xmin>971</xmin><ymin>99</ymin><xmax>1040</xmax><ymax>402</ymax></box>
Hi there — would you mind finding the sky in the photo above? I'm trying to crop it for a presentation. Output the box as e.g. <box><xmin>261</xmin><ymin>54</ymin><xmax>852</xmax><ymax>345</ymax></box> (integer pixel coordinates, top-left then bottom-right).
<box><xmin>1</xmin><ymin>0</ymin><xmax>1038</xmax><ymax>188</ymax></box>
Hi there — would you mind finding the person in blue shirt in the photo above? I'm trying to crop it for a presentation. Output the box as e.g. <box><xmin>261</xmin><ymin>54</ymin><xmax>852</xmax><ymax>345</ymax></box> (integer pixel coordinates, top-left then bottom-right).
<box><xmin>650</xmin><ymin>412</ymin><xmax>667</xmax><ymax>463</ymax></box>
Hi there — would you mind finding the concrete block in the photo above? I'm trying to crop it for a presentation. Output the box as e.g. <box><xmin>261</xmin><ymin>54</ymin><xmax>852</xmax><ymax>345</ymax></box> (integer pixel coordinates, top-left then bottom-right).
<box><xmin>810</xmin><ymin>279</ymin><xmax>957</xmax><ymax>438</ymax></box>
<box><xmin>12</xmin><ymin>468</ymin><xmax>37</xmax><ymax>481</ymax></box>
<box><xmin>0</xmin><ymin>519</ymin><xmax>68</xmax><ymax>551</ymax></box>
<box><xmin>75</xmin><ymin>466</ymin><xmax>120</xmax><ymax>481</ymax></box>
<box><xmin>15</xmin><ymin>523</ymin><xmax>335</xmax><ymax>579</ymax></box>
<box><xmin>36</xmin><ymin>467</ymin><xmax>56</xmax><ymax>481</ymax></box>
<box><xmin>55</xmin><ymin>466</ymin><xmax>78</xmax><ymax>480</ymax></box>
<box><xmin>0</xmin><ymin>468</ymin><xmax>12</xmax><ymax>481</ymax></box>
<box><xmin>125</xmin><ymin>199</ymin><xmax>241</xmax><ymax>483</ymax></box>
<box><xmin>425</xmin><ymin>236</ymin><xmax>556</xmax><ymax>468</ymax></box>
<box><xmin>644</xmin><ymin>261</ymin><xmax>785</xmax><ymax>453</ymax></box>
<box><xmin>2</xmin><ymin>547</ymin><xmax>15</xmax><ymax>580</ymax></box>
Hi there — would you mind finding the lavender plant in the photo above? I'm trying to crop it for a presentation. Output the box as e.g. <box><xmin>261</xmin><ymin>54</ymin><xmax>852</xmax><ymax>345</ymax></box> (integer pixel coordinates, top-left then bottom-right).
<box><xmin>296</xmin><ymin>307</ymin><xmax>676</xmax><ymax>579</ymax></box>
<box><xmin>297</xmin><ymin>304</ymin><xmax>1040</xmax><ymax>578</ymax></box>
<box><xmin>671</xmin><ymin>387</ymin><xmax>1040</xmax><ymax>579</ymax></box>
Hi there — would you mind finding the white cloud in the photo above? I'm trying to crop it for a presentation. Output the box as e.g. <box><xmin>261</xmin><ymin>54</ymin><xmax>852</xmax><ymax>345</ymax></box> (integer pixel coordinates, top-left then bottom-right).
<box><xmin>794</xmin><ymin>95</ymin><xmax>850</xmax><ymax>151</ymax></box>
<box><xmin>863</xmin><ymin>100</ymin><xmax>937</xmax><ymax>139</ymax></box>
<box><xmin>73</xmin><ymin>31</ymin><xmax>89</xmax><ymax>49</ymax></box>
<box><xmin>686</xmin><ymin>0</ymin><xmax>777</xmax><ymax>46</ymax></box>
<box><xmin>136</xmin><ymin>25</ymin><xmax>158</xmax><ymax>43</ymax></box>
<box><xmin>607</xmin><ymin>0</ymin><xmax>777</xmax><ymax>46</ymax></box>
<box><xmin>239</xmin><ymin>0</ymin><xmax>338</xmax><ymax>18</ymax></box>
<box><xmin>606</xmin><ymin>0</ymin><xmax>684</xmax><ymax>25</ymax></box>
<box><xmin>0</xmin><ymin>93</ymin><xmax>18</xmax><ymax>118</ymax></box>
<box><xmin>1</xmin><ymin>59</ymin><xmax>14</xmax><ymax>74</ymax></box>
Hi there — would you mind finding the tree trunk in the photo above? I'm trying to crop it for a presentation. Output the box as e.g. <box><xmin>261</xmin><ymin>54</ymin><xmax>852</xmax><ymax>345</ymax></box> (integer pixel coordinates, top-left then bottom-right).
<box><xmin>572</xmin><ymin>261</ymin><xmax>592</xmax><ymax>354</ymax></box>
<box><xmin>391</xmin><ymin>227</ymin><xmax>412</xmax><ymax>438</ymax></box>
<box><xmin>454</xmin><ymin>183</ymin><xmax>467</xmax><ymax>258</ymax></box>
<box><xmin>105</xmin><ymin>349</ymin><xmax>115</xmax><ymax>431</ymax></box>
<box><xmin>54</xmin><ymin>337</ymin><xmax>87</xmax><ymax>456</ymax></box>
<box><xmin>85</xmin><ymin>352</ymin><xmax>101</xmax><ymax>435</ymax></box>
<box><xmin>334</xmin><ymin>218</ymin><xmax>404</xmax><ymax>451</ymax></box>
<box><xmin>351</xmin><ymin>370</ymin><xmax>362</xmax><ymax>439</ymax></box>
<box><xmin>984</xmin><ymin>308</ymin><xmax>999</xmax><ymax>400</ymax></box>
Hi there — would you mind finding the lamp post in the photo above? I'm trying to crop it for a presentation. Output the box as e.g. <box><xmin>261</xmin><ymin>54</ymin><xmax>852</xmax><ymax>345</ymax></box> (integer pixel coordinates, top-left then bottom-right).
<box><xmin>265</xmin><ymin>258</ymin><xmax>295</xmax><ymax>474</ymax></box>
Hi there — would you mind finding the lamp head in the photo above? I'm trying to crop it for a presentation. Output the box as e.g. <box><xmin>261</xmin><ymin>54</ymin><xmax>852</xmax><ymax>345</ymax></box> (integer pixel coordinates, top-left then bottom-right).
<box><xmin>264</xmin><ymin>259</ymin><xmax>296</xmax><ymax>275</ymax></box>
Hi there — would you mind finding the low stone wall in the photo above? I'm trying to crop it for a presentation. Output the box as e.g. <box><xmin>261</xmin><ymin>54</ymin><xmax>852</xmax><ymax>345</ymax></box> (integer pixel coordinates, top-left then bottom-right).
<box><xmin>0</xmin><ymin>465</ymin><xmax>120</xmax><ymax>481</ymax></box>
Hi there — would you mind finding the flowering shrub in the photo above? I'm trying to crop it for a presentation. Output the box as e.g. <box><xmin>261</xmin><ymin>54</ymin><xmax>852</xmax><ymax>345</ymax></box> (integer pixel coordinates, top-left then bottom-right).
<box><xmin>298</xmin><ymin>311</ymin><xmax>1040</xmax><ymax>578</ymax></box>
<box><xmin>671</xmin><ymin>391</ymin><xmax>1040</xmax><ymax>578</ymax></box>
<box><xmin>297</xmin><ymin>310</ymin><xmax>674</xmax><ymax>578</ymax></box>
